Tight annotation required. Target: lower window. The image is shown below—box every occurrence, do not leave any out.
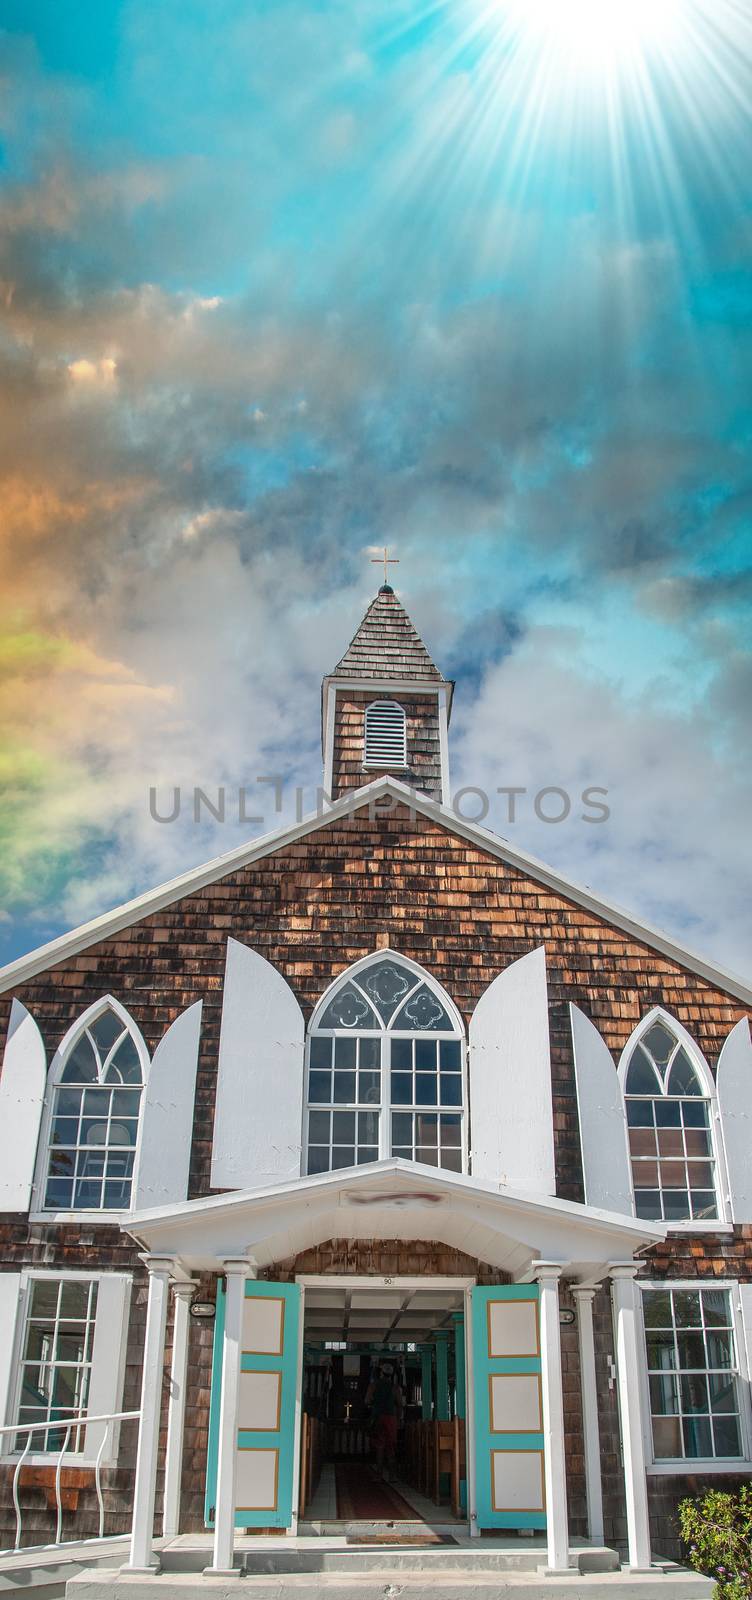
[16,1278,98,1452]
[643,1285,744,1461]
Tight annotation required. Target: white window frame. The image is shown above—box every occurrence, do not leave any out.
[302,951,468,1177]
[363,700,407,769]
[2,1269,132,1467]
[30,995,150,1224]
[617,1007,732,1232]
[639,1279,752,1475]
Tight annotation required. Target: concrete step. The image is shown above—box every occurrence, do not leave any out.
[66,1564,716,1599]
[238,1545,619,1574]
[0,1540,130,1600]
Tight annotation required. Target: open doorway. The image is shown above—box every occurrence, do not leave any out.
[296,1276,472,1529]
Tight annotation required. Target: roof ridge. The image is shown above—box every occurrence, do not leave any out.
[330,588,445,682]
[1,776,750,1007]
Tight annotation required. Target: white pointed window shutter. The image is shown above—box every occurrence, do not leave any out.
[570,1003,632,1213]
[134,1002,203,1209]
[469,946,556,1194]
[210,939,305,1190]
[717,1018,752,1223]
[0,1001,47,1212]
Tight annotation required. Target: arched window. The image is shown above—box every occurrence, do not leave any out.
[305,955,465,1176]
[364,701,407,768]
[621,1013,719,1223]
[41,998,148,1212]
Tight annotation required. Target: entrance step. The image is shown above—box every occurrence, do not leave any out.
[240,1545,618,1574]
[67,1561,715,1599]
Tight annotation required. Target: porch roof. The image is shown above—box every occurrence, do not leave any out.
[124,1159,665,1282]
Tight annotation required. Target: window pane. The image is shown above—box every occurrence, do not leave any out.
[333,1072,356,1103]
[391,1039,412,1071]
[673,1291,702,1328]
[682,1100,708,1128]
[439,1074,462,1107]
[650,1373,678,1413]
[359,960,413,1021]
[308,1111,330,1144]
[652,1416,682,1458]
[44,1179,74,1209]
[416,1146,439,1166]
[712,1415,742,1457]
[415,1039,437,1072]
[440,1040,462,1072]
[643,1292,673,1329]
[655,1101,681,1127]
[30,1282,59,1319]
[680,1374,709,1415]
[635,1190,661,1219]
[393,986,451,1031]
[668,1050,701,1096]
[676,1332,706,1369]
[309,1035,331,1070]
[657,1129,683,1157]
[358,1070,380,1104]
[702,1291,731,1328]
[709,1372,736,1413]
[392,1113,412,1145]
[357,1111,379,1145]
[646,1331,676,1370]
[627,1099,653,1127]
[625,1046,660,1095]
[391,1073,411,1105]
[331,1146,355,1170]
[633,1162,659,1188]
[683,1415,712,1457]
[334,1037,357,1071]
[684,1129,711,1157]
[415,1074,437,1107]
[643,1022,675,1067]
[440,1114,462,1147]
[60,1282,91,1320]
[441,1147,462,1172]
[706,1330,733,1369]
[630,1128,657,1156]
[663,1190,691,1221]
[688,1162,714,1190]
[332,1111,355,1143]
[57,1088,84,1118]
[359,1037,380,1072]
[319,984,378,1030]
[356,1147,378,1165]
[106,1035,142,1085]
[307,1147,329,1175]
[416,1115,438,1146]
[61,1036,97,1084]
[309,1071,330,1103]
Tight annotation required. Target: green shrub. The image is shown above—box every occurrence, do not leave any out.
[679,1486,752,1599]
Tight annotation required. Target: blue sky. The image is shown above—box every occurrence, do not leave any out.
[1,0,751,973]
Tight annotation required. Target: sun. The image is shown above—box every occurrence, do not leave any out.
[500,0,683,72]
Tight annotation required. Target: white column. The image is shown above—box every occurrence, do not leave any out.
[610,1263,652,1572]
[535,1263,570,1573]
[210,1259,251,1574]
[126,1255,175,1572]
[572,1286,604,1543]
[162,1281,194,1539]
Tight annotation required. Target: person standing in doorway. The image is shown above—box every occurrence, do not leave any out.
[366,1362,404,1481]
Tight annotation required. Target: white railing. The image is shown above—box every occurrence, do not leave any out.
[0,1410,140,1556]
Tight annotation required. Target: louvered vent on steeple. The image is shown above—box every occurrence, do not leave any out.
[364,701,407,768]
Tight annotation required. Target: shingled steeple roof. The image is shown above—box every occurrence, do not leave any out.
[331,586,445,683]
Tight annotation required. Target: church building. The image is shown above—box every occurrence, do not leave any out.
[0,583,750,1589]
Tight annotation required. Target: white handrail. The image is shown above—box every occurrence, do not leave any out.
[0,1410,140,1556]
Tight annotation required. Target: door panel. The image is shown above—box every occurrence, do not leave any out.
[205,1279,301,1530]
[471,1284,546,1530]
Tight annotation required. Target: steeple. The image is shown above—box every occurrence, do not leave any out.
[322,585,453,803]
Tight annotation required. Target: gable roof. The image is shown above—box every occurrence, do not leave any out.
[1,776,750,1006]
[330,586,446,682]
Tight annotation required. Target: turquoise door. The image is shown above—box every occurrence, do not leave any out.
[471,1284,546,1531]
[205,1279,301,1530]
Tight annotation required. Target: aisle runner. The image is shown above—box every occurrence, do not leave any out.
[335,1462,419,1521]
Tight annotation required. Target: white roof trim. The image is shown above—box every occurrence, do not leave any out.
[124,1156,666,1246]
[2,776,751,1005]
